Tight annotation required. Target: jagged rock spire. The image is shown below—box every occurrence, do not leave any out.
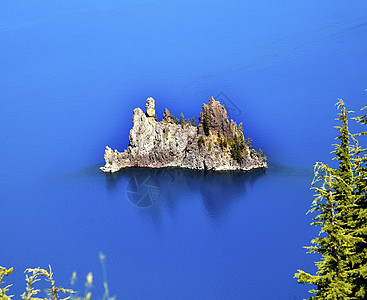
[197,96,233,137]
[145,97,155,117]
[163,108,173,123]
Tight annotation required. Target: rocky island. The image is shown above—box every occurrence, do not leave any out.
[100,97,267,173]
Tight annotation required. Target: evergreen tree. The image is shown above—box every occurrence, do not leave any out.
[203,108,211,136]
[295,162,356,299]
[0,266,13,300]
[295,100,363,299]
[230,129,246,163]
[350,104,367,298]
[170,112,176,123]
[180,112,185,127]
[191,117,195,126]
[197,136,205,148]
[246,137,252,148]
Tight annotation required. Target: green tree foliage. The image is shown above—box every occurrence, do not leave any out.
[203,108,211,136]
[0,266,76,300]
[170,112,176,123]
[350,104,367,298]
[207,142,212,152]
[228,124,248,164]
[191,117,195,126]
[180,112,185,127]
[22,266,75,300]
[218,136,227,150]
[230,130,246,163]
[169,112,194,127]
[246,137,252,148]
[295,162,356,299]
[169,112,181,125]
[0,266,13,300]
[1,254,115,300]
[197,136,205,148]
[295,99,367,299]
[179,112,193,128]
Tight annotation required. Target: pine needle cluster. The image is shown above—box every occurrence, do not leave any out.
[22,266,75,300]
[1,252,115,300]
[295,99,367,299]
[0,266,14,300]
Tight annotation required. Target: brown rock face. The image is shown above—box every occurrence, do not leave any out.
[163,108,173,123]
[197,96,233,137]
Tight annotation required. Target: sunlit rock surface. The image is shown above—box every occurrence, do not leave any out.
[100,97,267,173]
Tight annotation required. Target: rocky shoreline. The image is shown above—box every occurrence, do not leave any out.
[100,97,267,173]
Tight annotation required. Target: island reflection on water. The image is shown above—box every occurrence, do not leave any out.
[104,167,266,225]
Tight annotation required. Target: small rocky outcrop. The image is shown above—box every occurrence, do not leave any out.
[198,97,233,137]
[100,97,267,173]
[145,97,155,117]
[163,108,173,123]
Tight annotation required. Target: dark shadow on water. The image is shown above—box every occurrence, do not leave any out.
[103,167,266,225]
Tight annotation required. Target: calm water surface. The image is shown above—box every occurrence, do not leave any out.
[1,1,367,299]
[2,162,315,299]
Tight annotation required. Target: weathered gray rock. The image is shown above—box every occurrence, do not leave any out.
[145,97,155,117]
[100,146,121,173]
[100,97,267,173]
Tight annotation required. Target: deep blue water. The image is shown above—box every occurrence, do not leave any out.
[1,1,367,299]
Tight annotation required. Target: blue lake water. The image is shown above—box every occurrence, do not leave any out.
[1,1,367,299]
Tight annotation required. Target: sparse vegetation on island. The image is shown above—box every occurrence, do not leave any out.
[168,112,195,128]
[101,96,267,172]
[229,127,246,163]
[197,136,205,148]
[203,107,211,136]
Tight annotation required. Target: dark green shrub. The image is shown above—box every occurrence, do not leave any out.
[246,137,252,148]
[229,132,245,163]
[218,136,227,150]
[197,136,205,147]
[191,117,195,126]
[203,108,211,136]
